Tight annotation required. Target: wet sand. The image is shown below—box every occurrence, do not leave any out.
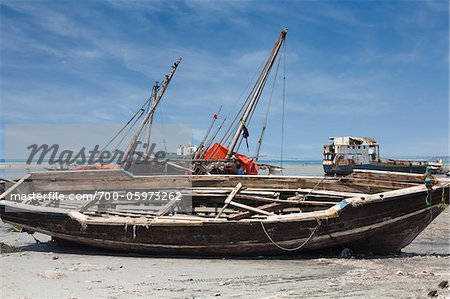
[1,165,449,298]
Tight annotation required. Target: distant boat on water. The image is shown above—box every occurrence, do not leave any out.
[323,136,444,176]
[165,144,197,159]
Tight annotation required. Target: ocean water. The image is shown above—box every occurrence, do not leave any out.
[0,162,49,180]
[1,157,448,180]
[0,160,325,180]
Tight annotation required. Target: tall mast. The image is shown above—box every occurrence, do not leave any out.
[194,106,222,159]
[121,58,182,166]
[226,28,288,157]
[146,81,159,155]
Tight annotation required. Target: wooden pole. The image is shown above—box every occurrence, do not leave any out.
[194,106,222,159]
[227,29,288,157]
[146,82,159,155]
[121,59,181,167]
[215,183,242,218]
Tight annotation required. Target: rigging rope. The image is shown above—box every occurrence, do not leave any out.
[255,47,283,160]
[146,82,159,152]
[233,52,277,154]
[214,54,269,152]
[305,176,326,200]
[158,102,168,153]
[114,110,146,151]
[260,219,321,252]
[280,41,286,173]
[96,105,148,158]
[197,33,286,159]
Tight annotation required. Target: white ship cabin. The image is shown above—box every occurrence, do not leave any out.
[176,144,198,156]
[323,136,380,165]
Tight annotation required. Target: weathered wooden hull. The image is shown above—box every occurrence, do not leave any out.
[1,185,448,256]
[324,163,433,176]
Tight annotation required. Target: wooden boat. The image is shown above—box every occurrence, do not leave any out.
[53,28,287,176]
[1,169,448,256]
[323,136,444,176]
[191,29,289,175]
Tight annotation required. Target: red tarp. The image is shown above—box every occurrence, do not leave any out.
[202,143,258,175]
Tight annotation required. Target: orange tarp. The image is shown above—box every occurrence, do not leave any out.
[202,143,258,175]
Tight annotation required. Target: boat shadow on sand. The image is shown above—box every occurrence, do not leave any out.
[4,235,448,260]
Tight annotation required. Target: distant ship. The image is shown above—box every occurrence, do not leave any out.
[323,136,443,175]
[166,144,197,159]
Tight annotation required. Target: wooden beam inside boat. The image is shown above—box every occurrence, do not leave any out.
[79,194,101,213]
[0,173,31,200]
[295,188,368,198]
[349,169,426,184]
[215,183,242,218]
[157,199,180,216]
[227,201,274,216]
[231,202,281,220]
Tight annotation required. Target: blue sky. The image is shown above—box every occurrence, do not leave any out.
[0,0,448,160]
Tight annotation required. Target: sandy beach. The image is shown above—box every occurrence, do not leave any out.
[1,209,449,299]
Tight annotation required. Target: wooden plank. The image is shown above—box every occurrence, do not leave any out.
[193,176,370,194]
[297,201,336,206]
[347,184,429,205]
[192,188,279,197]
[79,194,101,213]
[295,188,367,198]
[215,183,242,219]
[193,206,237,215]
[108,208,158,216]
[234,194,299,204]
[286,195,338,206]
[27,171,367,195]
[291,194,344,201]
[231,202,281,220]
[228,201,273,216]
[351,169,425,184]
[0,173,31,200]
[157,199,180,216]
[105,210,154,218]
[193,187,366,199]
[340,177,417,189]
